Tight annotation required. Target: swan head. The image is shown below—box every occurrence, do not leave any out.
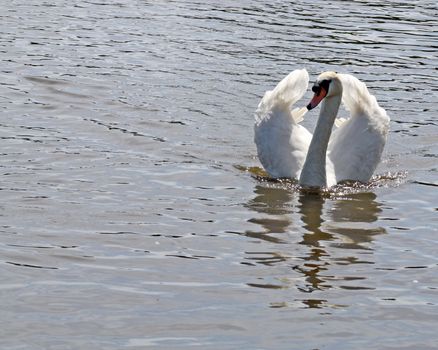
[307,71,343,110]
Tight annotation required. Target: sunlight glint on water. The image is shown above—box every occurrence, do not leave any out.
[0,1,437,349]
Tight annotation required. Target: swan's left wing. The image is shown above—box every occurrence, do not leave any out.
[254,69,312,179]
[328,74,390,183]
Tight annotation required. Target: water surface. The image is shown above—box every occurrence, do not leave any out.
[1,1,437,349]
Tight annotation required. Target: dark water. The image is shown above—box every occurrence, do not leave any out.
[1,1,437,349]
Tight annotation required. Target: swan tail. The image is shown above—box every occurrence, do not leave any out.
[334,117,347,128]
[291,107,308,124]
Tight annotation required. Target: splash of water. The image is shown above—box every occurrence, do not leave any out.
[235,164,407,196]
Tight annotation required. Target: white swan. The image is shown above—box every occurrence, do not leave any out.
[254,69,390,188]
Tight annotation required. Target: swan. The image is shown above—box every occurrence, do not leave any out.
[254,69,390,188]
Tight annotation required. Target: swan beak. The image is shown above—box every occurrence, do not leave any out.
[307,87,328,110]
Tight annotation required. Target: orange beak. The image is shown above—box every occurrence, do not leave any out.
[307,86,328,110]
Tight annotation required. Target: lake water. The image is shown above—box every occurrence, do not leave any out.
[1,1,437,349]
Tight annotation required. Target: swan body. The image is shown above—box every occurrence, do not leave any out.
[254,69,390,188]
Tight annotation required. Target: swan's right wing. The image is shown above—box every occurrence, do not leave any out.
[254,69,312,179]
[255,69,309,124]
[328,74,390,182]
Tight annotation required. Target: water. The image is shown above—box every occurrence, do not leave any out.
[1,1,437,349]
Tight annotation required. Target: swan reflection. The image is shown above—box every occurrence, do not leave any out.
[244,183,387,306]
[244,185,294,244]
[326,192,385,250]
[294,192,333,293]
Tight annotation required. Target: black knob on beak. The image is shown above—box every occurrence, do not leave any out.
[312,85,321,95]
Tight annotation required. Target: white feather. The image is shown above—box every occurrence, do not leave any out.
[254,70,389,186]
[254,69,311,179]
[328,74,390,182]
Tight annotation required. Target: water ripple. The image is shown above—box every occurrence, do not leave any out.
[1,0,437,349]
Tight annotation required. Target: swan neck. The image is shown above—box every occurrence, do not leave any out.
[299,94,341,187]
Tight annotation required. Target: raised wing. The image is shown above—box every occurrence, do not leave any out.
[255,69,309,124]
[328,74,390,182]
[254,69,312,179]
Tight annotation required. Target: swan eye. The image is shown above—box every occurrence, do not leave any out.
[320,79,331,91]
[312,79,331,96]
